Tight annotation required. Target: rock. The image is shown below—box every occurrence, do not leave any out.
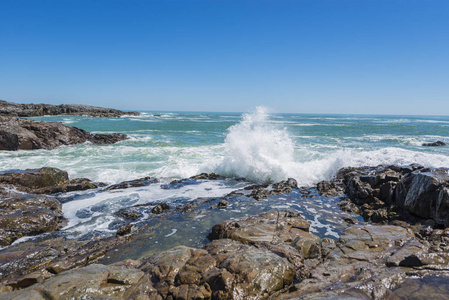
[105,176,159,190]
[117,224,137,236]
[0,167,68,190]
[316,180,345,197]
[249,178,299,200]
[0,168,104,194]
[204,239,296,299]
[0,99,139,117]
[0,193,65,246]
[395,168,449,226]
[208,210,310,244]
[283,224,417,299]
[161,173,222,190]
[116,207,144,220]
[217,199,229,209]
[0,264,150,300]
[33,178,105,194]
[422,141,447,146]
[151,203,170,214]
[0,115,128,151]
[334,164,449,226]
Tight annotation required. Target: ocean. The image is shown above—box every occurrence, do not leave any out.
[2,107,449,254]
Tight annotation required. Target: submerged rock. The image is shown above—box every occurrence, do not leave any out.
[422,140,447,146]
[0,116,128,150]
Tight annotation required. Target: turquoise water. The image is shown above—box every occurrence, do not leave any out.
[1,107,449,185]
[1,107,449,243]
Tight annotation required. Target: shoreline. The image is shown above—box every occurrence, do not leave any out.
[1,164,449,298]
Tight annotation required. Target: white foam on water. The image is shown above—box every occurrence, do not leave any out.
[213,107,295,183]
[61,179,246,236]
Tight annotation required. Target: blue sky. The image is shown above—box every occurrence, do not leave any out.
[1,0,448,114]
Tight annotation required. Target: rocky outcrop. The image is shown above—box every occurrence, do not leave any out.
[423,140,447,146]
[0,168,106,246]
[0,167,104,194]
[0,100,139,118]
[317,164,449,226]
[0,116,128,150]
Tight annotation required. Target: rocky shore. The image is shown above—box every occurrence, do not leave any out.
[1,165,449,299]
[0,100,139,118]
[0,100,133,150]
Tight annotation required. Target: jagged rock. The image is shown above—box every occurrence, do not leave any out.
[334,164,449,226]
[282,225,417,299]
[204,239,295,299]
[0,116,128,150]
[0,99,139,118]
[316,180,345,197]
[249,178,298,200]
[422,141,447,146]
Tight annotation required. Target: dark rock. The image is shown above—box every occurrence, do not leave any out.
[422,141,447,146]
[33,178,105,194]
[104,176,158,191]
[151,203,170,214]
[217,199,229,209]
[116,207,144,220]
[0,99,139,118]
[116,224,137,237]
[249,178,298,200]
[0,116,128,151]
[0,168,104,194]
[316,180,345,197]
[0,167,68,190]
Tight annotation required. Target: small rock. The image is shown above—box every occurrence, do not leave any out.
[151,203,170,214]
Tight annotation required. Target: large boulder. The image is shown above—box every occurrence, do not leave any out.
[0,116,128,150]
[333,164,449,226]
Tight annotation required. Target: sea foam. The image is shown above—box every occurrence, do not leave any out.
[214,107,295,183]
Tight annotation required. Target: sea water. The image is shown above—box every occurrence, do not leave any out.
[1,107,449,249]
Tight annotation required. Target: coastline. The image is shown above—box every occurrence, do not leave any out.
[0,101,449,298]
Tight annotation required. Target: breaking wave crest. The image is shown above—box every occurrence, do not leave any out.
[214,107,295,183]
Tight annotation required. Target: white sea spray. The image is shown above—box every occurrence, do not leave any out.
[213,106,295,183]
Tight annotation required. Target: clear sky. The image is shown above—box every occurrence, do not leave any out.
[1,0,448,114]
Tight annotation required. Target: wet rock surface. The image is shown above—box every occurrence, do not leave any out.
[0,192,65,246]
[422,140,447,146]
[0,99,139,118]
[2,168,449,299]
[0,167,104,194]
[318,164,449,226]
[0,116,128,150]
